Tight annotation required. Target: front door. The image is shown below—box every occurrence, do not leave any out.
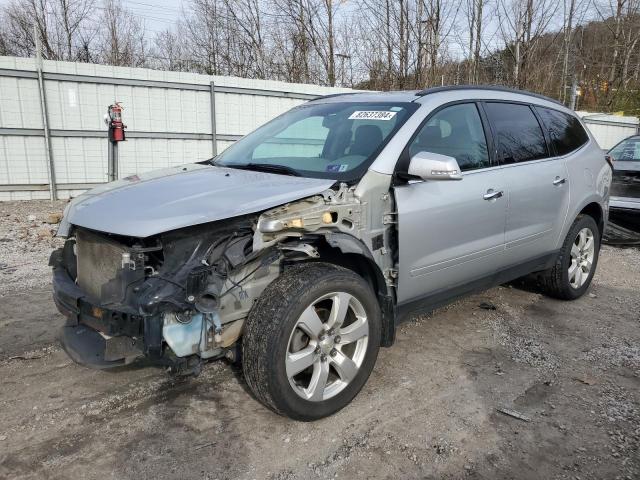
[394,103,508,304]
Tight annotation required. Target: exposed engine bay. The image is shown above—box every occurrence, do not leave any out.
[51,175,396,375]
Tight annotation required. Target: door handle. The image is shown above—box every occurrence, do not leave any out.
[553,177,566,186]
[483,189,504,201]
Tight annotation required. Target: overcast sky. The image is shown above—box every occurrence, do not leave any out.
[0,0,186,36]
[116,0,186,36]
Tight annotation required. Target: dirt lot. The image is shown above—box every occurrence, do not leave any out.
[1,200,639,480]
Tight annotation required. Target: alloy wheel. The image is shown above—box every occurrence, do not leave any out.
[285,292,369,402]
[569,227,595,289]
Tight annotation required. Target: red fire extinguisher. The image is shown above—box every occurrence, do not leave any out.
[108,103,126,142]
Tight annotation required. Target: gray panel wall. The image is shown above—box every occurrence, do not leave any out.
[0,56,354,200]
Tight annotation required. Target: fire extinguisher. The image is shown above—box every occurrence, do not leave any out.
[107,103,126,142]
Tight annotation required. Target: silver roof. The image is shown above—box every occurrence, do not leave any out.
[311,85,564,109]
[310,90,421,104]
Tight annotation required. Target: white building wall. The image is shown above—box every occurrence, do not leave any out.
[576,112,639,150]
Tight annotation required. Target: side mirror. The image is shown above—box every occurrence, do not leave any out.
[408,151,463,181]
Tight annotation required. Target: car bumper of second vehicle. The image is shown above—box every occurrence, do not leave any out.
[609,196,640,232]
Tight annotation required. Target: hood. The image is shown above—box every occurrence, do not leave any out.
[63,164,335,238]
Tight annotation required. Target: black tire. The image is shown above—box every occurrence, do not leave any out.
[242,262,381,421]
[540,215,600,300]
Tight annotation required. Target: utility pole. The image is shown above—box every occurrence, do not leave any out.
[336,53,351,87]
[569,77,578,110]
[34,25,57,201]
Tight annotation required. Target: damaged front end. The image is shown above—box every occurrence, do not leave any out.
[52,174,396,375]
[51,215,281,374]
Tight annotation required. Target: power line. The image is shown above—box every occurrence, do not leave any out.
[123,0,181,11]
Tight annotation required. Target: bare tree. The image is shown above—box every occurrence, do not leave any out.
[497,0,558,88]
[423,0,460,84]
[55,0,95,59]
[596,0,640,87]
[464,0,486,83]
[153,28,191,71]
[180,0,273,77]
[271,0,341,86]
[221,0,268,78]
[0,0,639,112]
[358,0,398,88]
[268,0,313,82]
[98,0,148,67]
[0,0,96,60]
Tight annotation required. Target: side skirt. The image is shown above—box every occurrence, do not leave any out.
[395,251,558,324]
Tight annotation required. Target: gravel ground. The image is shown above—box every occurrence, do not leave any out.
[0,201,639,480]
[0,200,67,296]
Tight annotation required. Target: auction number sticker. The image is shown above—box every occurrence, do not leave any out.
[348,111,397,120]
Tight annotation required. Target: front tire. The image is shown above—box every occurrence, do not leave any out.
[242,262,381,421]
[540,215,600,300]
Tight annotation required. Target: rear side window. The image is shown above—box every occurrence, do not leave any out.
[536,107,589,156]
[484,102,548,164]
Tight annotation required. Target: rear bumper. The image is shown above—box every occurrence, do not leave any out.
[610,196,640,211]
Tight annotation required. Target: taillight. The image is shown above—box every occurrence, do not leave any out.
[605,154,614,169]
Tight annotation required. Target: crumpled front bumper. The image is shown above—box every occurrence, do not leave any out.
[60,324,142,369]
[51,257,144,369]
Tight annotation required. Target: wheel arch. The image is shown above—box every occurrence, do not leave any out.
[577,201,605,237]
[560,194,606,249]
[284,233,396,347]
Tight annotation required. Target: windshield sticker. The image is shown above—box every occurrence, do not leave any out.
[348,111,397,120]
[326,164,349,173]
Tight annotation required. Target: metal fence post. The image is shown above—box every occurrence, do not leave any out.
[107,139,120,181]
[210,81,218,157]
[34,26,57,201]
[113,142,119,180]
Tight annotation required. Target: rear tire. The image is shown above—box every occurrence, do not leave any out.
[540,215,600,300]
[242,262,381,421]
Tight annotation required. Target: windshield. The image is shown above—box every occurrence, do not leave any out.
[609,136,640,162]
[214,101,418,181]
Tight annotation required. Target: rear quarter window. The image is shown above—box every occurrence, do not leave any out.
[535,107,589,156]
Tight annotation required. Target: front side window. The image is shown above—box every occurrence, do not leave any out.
[536,107,589,156]
[408,103,490,171]
[215,102,418,180]
[484,102,548,164]
[608,136,640,162]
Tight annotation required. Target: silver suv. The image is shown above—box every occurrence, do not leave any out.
[51,86,611,420]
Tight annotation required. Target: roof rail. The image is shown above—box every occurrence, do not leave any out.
[312,91,365,101]
[414,85,563,106]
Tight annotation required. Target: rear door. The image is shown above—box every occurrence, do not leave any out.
[482,102,571,264]
[394,102,508,304]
